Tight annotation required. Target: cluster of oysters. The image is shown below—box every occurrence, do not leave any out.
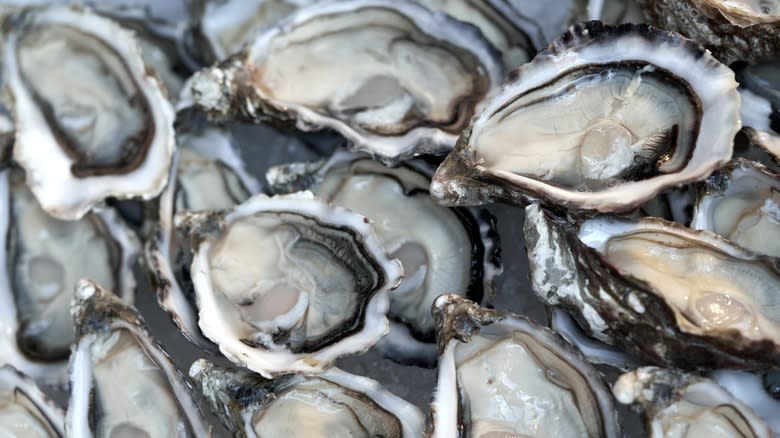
[0,0,777,437]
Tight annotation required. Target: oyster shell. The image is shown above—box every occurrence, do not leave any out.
[691,159,780,257]
[66,279,211,437]
[429,294,621,437]
[524,203,780,368]
[2,5,175,220]
[188,0,504,165]
[190,358,424,437]
[614,367,772,437]
[177,191,402,377]
[431,21,740,214]
[0,365,64,437]
[267,151,502,366]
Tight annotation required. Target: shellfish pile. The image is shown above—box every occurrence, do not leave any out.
[0,0,776,436]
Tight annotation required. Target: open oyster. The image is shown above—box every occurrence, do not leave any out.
[614,367,772,437]
[0,168,138,385]
[188,0,504,165]
[524,203,780,368]
[691,159,780,257]
[429,294,621,437]
[146,125,260,350]
[177,191,402,377]
[267,151,501,366]
[190,358,424,437]
[67,279,211,437]
[2,5,175,220]
[0,365,64,437]
[432,21,740,214]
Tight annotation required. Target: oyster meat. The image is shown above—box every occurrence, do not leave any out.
[0,365,64,437]
[432,21,740,213]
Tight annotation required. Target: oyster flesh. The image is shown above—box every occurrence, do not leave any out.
[429,294,621,437]
[0,365,64,437]
[67,279,211,437]
[177,191,402,377]
[2,5,175,219]
[190,358,424,437]
[432,21,740,213]
[188,0,504,164]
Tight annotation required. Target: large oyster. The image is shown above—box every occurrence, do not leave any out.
[177,191,402,377]
[66,279,211,437]
[432,21,739,214]
[2,5,175,220]
[614,367,772,437]
[190,359,424,437]
[188,0,504,164]
[267,151,501,366]
[146,125,260,350]
[0,365,64,437]
[429,294,621,437]
[0,168,138,385]
[524,203,780,368]
[691,159,780,257]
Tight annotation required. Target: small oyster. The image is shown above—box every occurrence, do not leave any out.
[177,191,402,377]
[431,22,739,214]
[524,203,780,368]
[0,365,64,437]
[190,359,424,437]
[2,5,175,220]
[428,294,621,438]
[614,367,772,437]
[66,279,211,437]
[188,0,504,164]
[691,159,780,257]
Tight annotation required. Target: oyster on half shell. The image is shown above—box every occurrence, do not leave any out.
[0,365,64,437]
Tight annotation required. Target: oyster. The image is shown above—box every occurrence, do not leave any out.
[190,359,424,437]
[429,294,621,437]
[691,159,780,257]
[2,5,175,220]
[146,125,260,350]
[0,365,64,437]
[177,191,402,377]
[524,203,780,368]
[735,61,780,162]
[614,367,772,437]
[66,279,211,437]
[0,168,138,385]
[188,0,504,165]
[267,151,501,366]
[431,21,740,214]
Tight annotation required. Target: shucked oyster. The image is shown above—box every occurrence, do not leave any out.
[267,151,501,366]
[524,203,780,368]
[432,22,740,214]
[177,191,402,377]
[67,279,211,437]
[0,365,64,437]
[428,294,621,437]
[190,359,424,437]
[0,168,138,385]
[188,0,504,164]
[614,367,772,437]
[2,5,175,220]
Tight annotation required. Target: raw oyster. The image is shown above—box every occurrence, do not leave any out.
[67,279,211,437]
[0,365,64,437]
[2,5,175,220]
[188,0,504,165]
[429,294,621,437]
[0,168,138,385]
[614,367,772,437]
[190,358,424,437]
[524,203,780,368]
[177,191,402,377]
[736,61,780,162]
[431,21,740,214]
[146,125,260,350]
[267,151,501,366]
[636,0,780,63]
[691,159,780,257]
